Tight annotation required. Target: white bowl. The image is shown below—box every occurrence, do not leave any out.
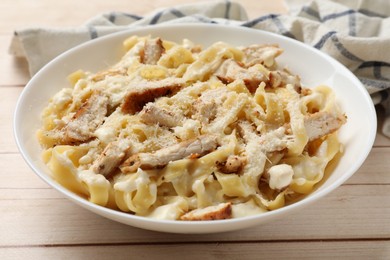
[14,24,376,233]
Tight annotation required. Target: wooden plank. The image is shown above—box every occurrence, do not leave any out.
[0,86,23,153]
[346,147,390,184]
[1,240,389,260]
[2,0,390,258]
[0,154,51,189]
[0,0,288,34]
[0,185,389,246]
[375,132,390,148]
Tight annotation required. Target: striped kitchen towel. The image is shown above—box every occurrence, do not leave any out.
[10,0,390,137]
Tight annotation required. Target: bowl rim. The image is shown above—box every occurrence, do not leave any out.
[13,23,377,233]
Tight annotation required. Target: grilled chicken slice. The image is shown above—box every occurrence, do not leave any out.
[239,111,346,153]
[193,88,228,123]
[121,79,183,114]
[268,70,301,92]
[180,202,232,221]
[237,121,268,184]
[63,91,108,144]
[120,135,218,173]
[215,59,268,93]
[264,112,346,146]
[91,139,131,177]
[304,111,347,141]
[241,44,283,67]
[192,88,227,124]
[217,155,246,174]
[193,99,218,124]
[141,38,165,65]
[139,103,183,128]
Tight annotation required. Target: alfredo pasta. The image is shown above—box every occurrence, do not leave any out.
[37,36,346,220]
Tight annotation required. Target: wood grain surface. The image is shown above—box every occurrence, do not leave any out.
[1,0,389,259]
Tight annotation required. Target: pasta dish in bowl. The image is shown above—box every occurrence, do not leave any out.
[14,24,376,233]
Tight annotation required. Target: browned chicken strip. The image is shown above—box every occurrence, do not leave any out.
[268,70,301,92]
[120,135,218,173]
[217,155,246,174]
[63,91,108,144]
[239,111,346,153]
[91,139,131,177]
[241,44,283,67]
[304,111,347,141]
[180,202,232,221]
[215,59,268,93]
[139,103,183,127]
[262,111,346,147]
[121,80,183,114]
[192,88,227,124]
[193,98,218,124]
[140,38,165,65]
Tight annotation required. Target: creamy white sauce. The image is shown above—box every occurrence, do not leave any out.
[268,164,294,190]
[146,197,187,220]
[114,169,150,192]
[232,200,267,218]
[78,169,110,186]
[79,154,93,165]
[52,88,72,110]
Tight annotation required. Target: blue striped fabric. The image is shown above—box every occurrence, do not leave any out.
[96,0,390,107]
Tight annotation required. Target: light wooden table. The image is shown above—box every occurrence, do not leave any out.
[1,0,389,259]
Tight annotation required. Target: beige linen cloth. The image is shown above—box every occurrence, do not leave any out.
[10,0,390,137]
